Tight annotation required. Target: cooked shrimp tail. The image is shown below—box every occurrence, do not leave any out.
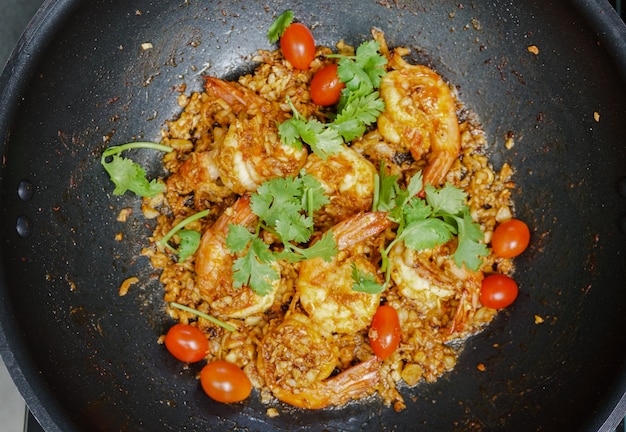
[275,357,381,410]
[204,76,252,111]
[331,211,392,250]
[258,314,381,409]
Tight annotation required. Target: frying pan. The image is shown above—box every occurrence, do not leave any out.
[1,0,625,431]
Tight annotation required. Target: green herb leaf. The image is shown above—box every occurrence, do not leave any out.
[176,229,201,262]
[228,173,336,296]
[100,141,173,197]
[379,170,488,275]
[158,209,210,260]
[332,91,385,142]
[267,10,294,43]
[351,263,384,294]
[101,154,165,197]
[231,237,279,296]
[452,211,489,270]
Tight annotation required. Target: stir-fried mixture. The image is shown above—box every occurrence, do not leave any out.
[105,12,529,413]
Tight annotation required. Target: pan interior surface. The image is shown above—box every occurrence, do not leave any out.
[0,1,625,431]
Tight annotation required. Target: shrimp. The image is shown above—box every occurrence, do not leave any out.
[257,313,381,409]
[297,212,392,334]
[195,193,279,318]
[203,77,309,194]
[304,146,377,226]
[388,239,486,337]
[373,31,461,186]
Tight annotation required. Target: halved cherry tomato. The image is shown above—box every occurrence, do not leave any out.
[310,64,345,106]
[480,274,518,309]
[200,360,252,403]
[368,305,401,360]
[280,22,316,70]
[164,323,208,363]
[491,218,530,258]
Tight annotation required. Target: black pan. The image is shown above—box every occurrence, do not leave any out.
[1,0,625,431]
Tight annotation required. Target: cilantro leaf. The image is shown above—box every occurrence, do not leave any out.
[354,40,387,88]
[101,141,173,197]
[176,229,201,262]
[158,209,210,260]
[399,218,454,251]
[231,238,279,296]
[225,223,256,253]
[452,211,489,270]
[332,91,385,142]
[379,169,488,275]
[101,154,165,197]
[228,173,337,296]
[373,163,399,212]
[278,109,344,159]
[227,225,279,296]
[425,182,467,216]
[267,10,294,43]
[351,263,384,294]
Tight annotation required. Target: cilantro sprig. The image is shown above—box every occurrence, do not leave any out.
[376,168,488,278]
[101,142,173,197]
[158,210,210,262]
[278,40,386,158]
[278,98,344,159]
[351,263,384,294]
[226,173,338,296]
[267,10,294,43]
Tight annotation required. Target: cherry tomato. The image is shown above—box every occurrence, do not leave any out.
[491,218,530,258]
[280,22,316,70]
[200,360,252,403]
[368,305,401,360]
[310,64,345,106]
[164,323,208,363]
[480,274,519,309]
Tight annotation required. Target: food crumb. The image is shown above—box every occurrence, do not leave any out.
[141,42,154,51]
[593,111,600,122]
[119,276,139,296]
[504,136,515,150]
[527,45,539,55]
[117,207,133,222]
[534,314,545,324]
[115,232,123,241]
[476,363,486,372]
[266,408,279,418]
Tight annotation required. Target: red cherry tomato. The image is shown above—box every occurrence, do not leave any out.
[310,64,345,106]
[280,22,316,70]
[164,323,208,363]
[480,274,519,309]
[368,305,401,360]
[200,360,252,403]
[491,218,530,258]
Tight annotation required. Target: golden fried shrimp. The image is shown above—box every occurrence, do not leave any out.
[304,146,377,224]
[297,212,392,334]
[258,313,381,409]
[373,33,461,186]
[195,193,279,318]
[388,240,484,337]
[203,77,308,194]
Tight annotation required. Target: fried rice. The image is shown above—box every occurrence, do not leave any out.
[138,35,516,413]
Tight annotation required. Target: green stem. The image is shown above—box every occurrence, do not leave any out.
[158,210,210,248]
[101,141,173,159]
[169,302,236,332]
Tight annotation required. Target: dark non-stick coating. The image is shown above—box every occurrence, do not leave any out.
[1,0,625,431]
